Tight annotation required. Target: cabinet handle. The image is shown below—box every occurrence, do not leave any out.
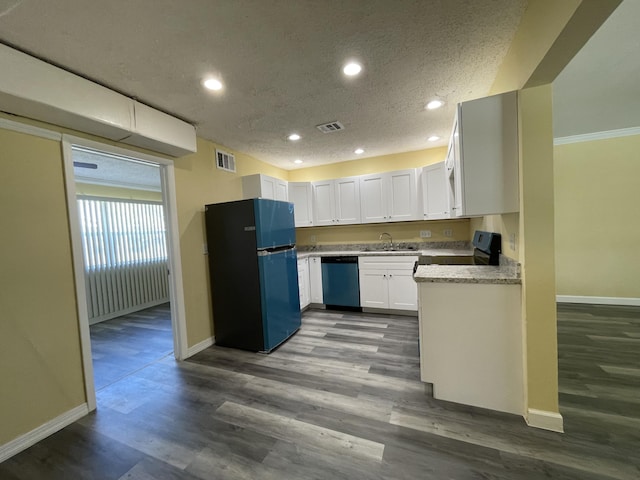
[389,274,393,278]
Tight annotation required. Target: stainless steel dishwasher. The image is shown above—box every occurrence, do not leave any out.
[321,256,361,308]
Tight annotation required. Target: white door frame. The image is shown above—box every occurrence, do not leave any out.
[61,134,188,411]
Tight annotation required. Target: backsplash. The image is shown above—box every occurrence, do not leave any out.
[298,241,471,252]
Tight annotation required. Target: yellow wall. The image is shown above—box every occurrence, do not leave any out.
[75,183,163,202]
[288,148,446,182]
[518,85,559,414]
[297,219,470,246]
[0,128,86,444]
[173,137,289,346]
[555,134,640,299]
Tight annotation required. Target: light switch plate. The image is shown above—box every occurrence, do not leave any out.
[420,230,432,238]
[509,233,516,250]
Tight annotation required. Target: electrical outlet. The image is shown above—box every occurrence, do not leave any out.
[509,233,516,250]
[203,243,208,255]
[420,230,432,238]
[443,229,453,237]
[310,235,317,243]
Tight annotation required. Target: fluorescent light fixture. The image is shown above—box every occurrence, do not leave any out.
[426,99,444,110]
[354,148,364,154]
[428,135,440,142]
[288,133,301,141]
[343,62,362,76]
[203,78,223,91]
[294,159,303,164]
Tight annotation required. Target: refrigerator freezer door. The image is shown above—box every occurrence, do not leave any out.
[254,198,296,249]
[257,247,301,351]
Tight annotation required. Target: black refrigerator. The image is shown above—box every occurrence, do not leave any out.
[204,198,301,352]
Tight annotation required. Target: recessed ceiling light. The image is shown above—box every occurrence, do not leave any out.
[426,99,444,110]
[343,62,362,77]
[428,135,440,142]
[203,78,223,91]
[288,133,301,141]
[294,159,303,164]
[354,148,364,155]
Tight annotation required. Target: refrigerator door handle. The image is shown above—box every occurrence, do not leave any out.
[257,245,296,256]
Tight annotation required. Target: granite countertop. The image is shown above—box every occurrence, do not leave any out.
[413,264,521,285]
[296,242,521,285]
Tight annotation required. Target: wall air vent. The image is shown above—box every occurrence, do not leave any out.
[215,149,236,173]
[316,121,345,133]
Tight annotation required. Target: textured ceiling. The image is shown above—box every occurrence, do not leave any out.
[553,0,640,138]
[0,0,527,169]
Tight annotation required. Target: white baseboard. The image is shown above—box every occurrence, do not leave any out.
[526,408,564,433]
[0,404,89,463]
[186,336,215,358]
[556,295,640,307]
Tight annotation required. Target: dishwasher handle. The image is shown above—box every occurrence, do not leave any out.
[321,256,358,264]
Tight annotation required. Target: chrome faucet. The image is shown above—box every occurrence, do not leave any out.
[379,232,393,250]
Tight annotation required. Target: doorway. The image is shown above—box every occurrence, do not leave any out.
[61,135,187,410]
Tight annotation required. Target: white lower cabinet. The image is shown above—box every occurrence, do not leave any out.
[358,256,418,311]
[418,282,523,415]
[297,258,310,309]
[308,256,323,304]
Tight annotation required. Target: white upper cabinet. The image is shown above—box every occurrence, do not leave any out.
[312,180,335,225]
[288,182,313,227]
[420,161,449,220]
[242,174,288,201]
[449,91,519,217]
[312,177,361,226]
[360,169,418,223]
[360,174,387,223]
[387,169,418,221]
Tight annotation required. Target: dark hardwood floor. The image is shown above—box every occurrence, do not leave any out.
[1,304,638,479]
[89,303,174,390]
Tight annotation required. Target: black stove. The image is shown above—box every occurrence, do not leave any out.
[415,231,502,270]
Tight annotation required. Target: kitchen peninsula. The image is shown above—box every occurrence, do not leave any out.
[413,255,523,416]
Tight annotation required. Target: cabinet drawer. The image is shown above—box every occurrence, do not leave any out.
[358,256,418,270]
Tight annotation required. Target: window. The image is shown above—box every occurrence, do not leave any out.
[77,197,167,269]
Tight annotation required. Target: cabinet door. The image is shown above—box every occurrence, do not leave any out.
[387,169,418,222]
[275,179,289,202]
[359,173,387,223]
[297,258,310,309]
[449,116,464,217]
[334,177,361,225]
[387,268,418,311]
[289,182,313,227]
[309,256,323,304]
[422,162,449,220]
[260,175,277,200]
[359,269,389,309]
[312,180,335,226]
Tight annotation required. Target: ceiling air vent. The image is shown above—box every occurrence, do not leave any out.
[215,149,236,173]
[316,121,345,133]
